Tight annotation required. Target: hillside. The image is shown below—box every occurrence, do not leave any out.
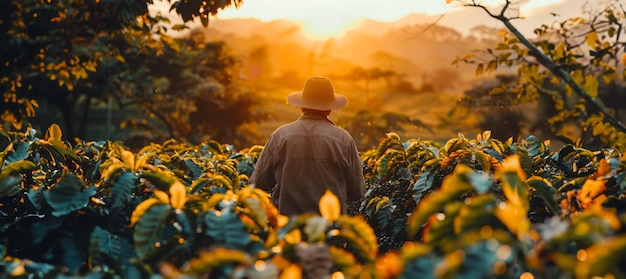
[189,16,500,144]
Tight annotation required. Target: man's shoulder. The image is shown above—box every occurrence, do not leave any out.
[275,118,354,141]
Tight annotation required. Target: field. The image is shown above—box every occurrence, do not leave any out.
[1,123,625,278]
[255,84,473,147]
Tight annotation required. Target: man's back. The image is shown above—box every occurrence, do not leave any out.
[250,111,365,216]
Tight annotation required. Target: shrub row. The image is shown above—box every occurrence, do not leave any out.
[1,126,625,278]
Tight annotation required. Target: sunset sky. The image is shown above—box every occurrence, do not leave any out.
[152,0,596,39]
[215,0,566,21]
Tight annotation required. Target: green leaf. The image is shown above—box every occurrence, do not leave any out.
[468,170,491,194]
[0,173,24,197]
[527,176,560,215]
[185,248,248,276]
[29,215,64,245]
[109,171,139,233]
[184,158,203,179]
[455,241,500,279]
[42,173,95,216]
[400,244,437,279]
[412,166,435,205]
[90,227,142,278]
[408,166,474,237]
[56,234,83,273]
[376,149,402,180]
[5,141,31,163]
[140,171,178,192]
[133,202,171,259]
[425,202,462,247]
[454,194,499,235]
[557,177,586,192]
[443,138,469,155]
[375,204,393,229]
[375,133,403,159]
[336,215,378,264]
[89,226,121,267]
[204,208,251,250]
[0,160,37,177]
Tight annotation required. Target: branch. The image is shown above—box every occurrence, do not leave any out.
[468,1,626,133]
[139,102,176,139]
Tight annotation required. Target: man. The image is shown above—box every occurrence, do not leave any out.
[250,76,366,216]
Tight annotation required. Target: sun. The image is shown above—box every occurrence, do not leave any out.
[297,17,360,40]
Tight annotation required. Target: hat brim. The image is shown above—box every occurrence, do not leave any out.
[287,91,348,110]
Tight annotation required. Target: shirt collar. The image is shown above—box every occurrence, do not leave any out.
[299,111,336,125]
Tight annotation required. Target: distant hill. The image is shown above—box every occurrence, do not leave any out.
[154,0,600,142]
[194,15,495,92]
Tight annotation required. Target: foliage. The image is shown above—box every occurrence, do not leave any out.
[116,30,268,146]
[1,124,626,278]
[450,0,626,151]
[0,0,251,142]
[338,111,433,150]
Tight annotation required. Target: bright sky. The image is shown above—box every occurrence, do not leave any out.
[217,0,566,20]
[213,0,567,39]
[153,0,569,39]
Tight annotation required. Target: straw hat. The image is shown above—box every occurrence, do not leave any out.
[287,76,348,110]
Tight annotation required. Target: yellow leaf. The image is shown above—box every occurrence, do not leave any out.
[45,124,63,143]
[475,64,484,76]
[500,155,527,181]
[596,158,611,177]
[583,74,599,98]
[169,181,187,209]
[154,189,170,204]
[59,69,70,79]
[284,229,302,244]
[621,53,626,65]
[280,263,302,279]
[277,214,290,227]
[130,198,162,227]
[571,69,583,84]
[10,261,25,276]
[319,189,340,222]
[494,201,530,237]
[586,31,599,47]
[135,154,151,171]
[553,42,566,61]
[577,179,606,209]
[70,66,87,79]
[376,252,403,279]
[121,150,135,170]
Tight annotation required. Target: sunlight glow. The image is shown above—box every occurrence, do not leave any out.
[298,17,361,40]
[212,0,569,22]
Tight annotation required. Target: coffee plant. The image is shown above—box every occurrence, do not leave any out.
[1,124,625,278]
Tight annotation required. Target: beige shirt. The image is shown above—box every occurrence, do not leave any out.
[250,111,366,216]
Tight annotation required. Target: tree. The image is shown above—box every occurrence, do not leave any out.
[347,66,398,109]
[1,0,242,140]
[449,0,626,149]
[115,30,268,147]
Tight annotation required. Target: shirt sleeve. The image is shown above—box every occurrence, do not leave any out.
[249,134,277,192]
[346,141,366,201]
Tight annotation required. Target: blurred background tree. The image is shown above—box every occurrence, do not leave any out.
[0,0,255,146]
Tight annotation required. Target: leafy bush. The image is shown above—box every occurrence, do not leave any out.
[1,125,625,278]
